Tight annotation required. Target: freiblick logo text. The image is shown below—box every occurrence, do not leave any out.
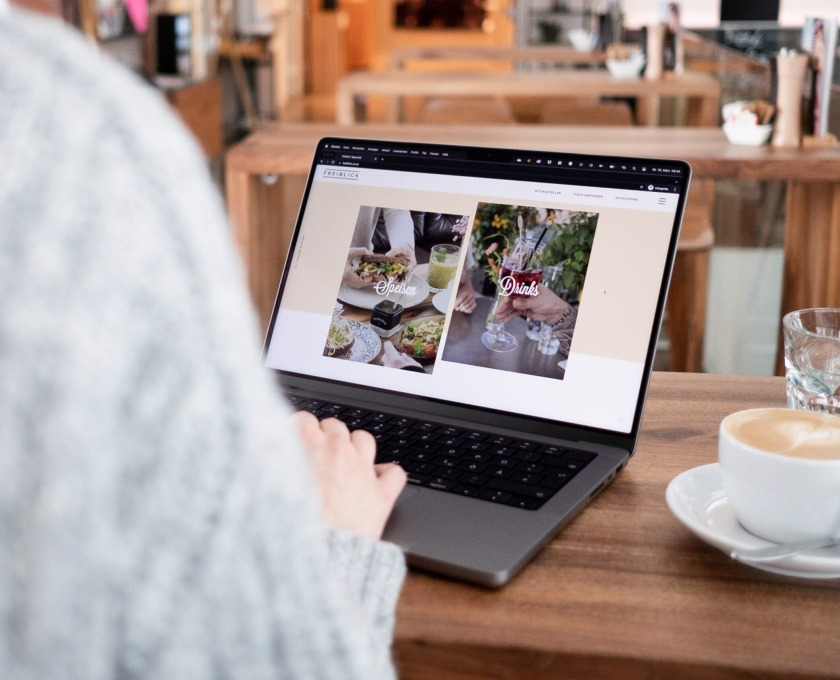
[323,169,360,180]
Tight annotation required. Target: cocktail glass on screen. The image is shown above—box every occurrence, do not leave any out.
[481,235,545,353]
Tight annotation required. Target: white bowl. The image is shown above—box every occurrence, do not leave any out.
[569,29,598,53]
[722,100,750,122]
[722,122,773,146]
[606,55,645,79]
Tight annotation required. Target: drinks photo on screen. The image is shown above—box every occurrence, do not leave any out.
[441,203,599,380]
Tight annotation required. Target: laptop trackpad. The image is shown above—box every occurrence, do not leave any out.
[383,486,561,586]
[394,485,419,507]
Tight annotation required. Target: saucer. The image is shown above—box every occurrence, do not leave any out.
[665,464,840,579]
[432,287,452,313]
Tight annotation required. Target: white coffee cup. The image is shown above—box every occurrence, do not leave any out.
[719,408,840,544]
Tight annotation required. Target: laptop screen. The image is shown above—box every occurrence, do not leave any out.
[264,137,689,436]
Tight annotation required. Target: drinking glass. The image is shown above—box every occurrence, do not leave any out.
[428,243,461,291]
[481,236,544,352]
[783,308,840,414]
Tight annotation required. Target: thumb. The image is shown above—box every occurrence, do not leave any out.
[375,463,408,502]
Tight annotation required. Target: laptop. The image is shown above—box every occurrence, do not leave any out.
[264,136,690,587]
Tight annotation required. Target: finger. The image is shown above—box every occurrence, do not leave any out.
[350,428,377,463]
[291,409,316,425]
[292,410,320,438]
[375,463,408,502]
[374,462,405,478]
[348,246,373,259]
[319,417,350,438]
[455,297,476,313]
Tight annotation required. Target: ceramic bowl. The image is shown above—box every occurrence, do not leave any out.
[722,122,773,146]
[606,54,645,79]
[569,29,598,53]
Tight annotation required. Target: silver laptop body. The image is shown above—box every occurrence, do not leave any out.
[264,137,690,586]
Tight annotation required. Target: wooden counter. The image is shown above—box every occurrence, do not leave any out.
[225,123,840,372]
[335,70,721,127]
[387,44,607,70]
[393,370,840,680]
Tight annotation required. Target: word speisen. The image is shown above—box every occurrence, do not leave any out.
[374,277,417,297]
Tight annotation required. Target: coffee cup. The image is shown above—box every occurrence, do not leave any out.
[719,408,840,544]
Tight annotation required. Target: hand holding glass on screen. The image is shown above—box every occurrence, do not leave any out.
[481,228,546,353]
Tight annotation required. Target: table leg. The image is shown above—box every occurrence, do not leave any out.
[336,84,356,124]
[225,167,255,278]
[636,94,661,126]
[226,170,307,328]
[776,181,840,373]
[685,93,720,127]
[385,94,401,123]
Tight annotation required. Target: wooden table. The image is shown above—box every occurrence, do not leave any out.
[393,371,840,680]
[224,123,840,373]
[387,44,607,70]
[335,70,721,127]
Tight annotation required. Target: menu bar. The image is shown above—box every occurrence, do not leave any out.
[315,138,688,194]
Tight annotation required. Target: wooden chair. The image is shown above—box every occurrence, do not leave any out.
[666,179,715,372]
[539,99,634,126]
[418,97,517,124]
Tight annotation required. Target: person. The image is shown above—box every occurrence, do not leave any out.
[354,207,417,268]
[0,2,408,678]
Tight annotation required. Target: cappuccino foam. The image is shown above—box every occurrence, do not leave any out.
[725,409,840,460]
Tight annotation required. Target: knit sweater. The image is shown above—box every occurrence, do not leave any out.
[0,6,405,679]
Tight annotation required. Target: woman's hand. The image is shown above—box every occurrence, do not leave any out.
[293,412,407,540]
[386,243,417,272]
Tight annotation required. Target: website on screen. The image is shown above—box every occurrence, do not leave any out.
[265,142,685,434]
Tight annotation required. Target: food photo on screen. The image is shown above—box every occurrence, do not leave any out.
[321,205,471,374]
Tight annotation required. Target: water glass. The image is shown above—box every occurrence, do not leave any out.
[783,308,840,414]
[526,318,541,341]
[537,321,560,355]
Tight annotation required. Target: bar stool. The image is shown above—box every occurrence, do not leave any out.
[666,179,715,372]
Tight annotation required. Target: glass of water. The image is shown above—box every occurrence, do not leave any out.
[783,308,840,414]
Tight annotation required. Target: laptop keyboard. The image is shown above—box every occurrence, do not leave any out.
[289,396,596,511]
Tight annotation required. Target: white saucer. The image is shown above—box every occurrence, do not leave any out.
[432,288,452,313]
[665,464,840,579]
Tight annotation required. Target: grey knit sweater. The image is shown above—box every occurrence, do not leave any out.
[0,5,405,679]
